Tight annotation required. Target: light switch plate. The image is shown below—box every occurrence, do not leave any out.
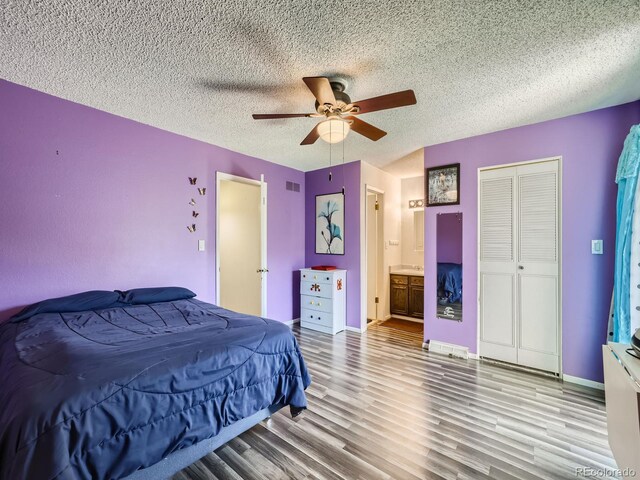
[591,239,603,255]
[198,239,205,252]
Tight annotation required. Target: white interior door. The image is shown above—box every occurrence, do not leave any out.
[479,159,560,373]
[216,173,267,317]
[516,161,560,372]
[366,193,379,320]
[259,175,268,316]
[479,167,518,364]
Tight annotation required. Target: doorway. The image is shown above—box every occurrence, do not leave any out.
[216,172,267,317]
[366,188,384,323]
[478,157,561,374]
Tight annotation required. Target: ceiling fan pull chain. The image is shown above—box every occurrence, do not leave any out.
[329,124,332,181]
[342,120,345,195]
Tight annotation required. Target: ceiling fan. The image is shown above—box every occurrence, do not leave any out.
[252,77,417,145]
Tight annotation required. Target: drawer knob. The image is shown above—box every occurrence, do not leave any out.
[310,301,314,305]
[310,315,314,318]
[313,275,317,279]
[318,302,321,306]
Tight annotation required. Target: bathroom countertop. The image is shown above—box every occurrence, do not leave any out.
[390,269,424,276]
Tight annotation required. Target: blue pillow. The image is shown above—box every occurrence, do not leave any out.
[117,287,196,305]
[11,290,122,322]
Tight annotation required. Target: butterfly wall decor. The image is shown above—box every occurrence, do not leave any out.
[187,177,202,234]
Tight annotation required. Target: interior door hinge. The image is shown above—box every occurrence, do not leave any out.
[375,201,380,211]
[375,296,379,304]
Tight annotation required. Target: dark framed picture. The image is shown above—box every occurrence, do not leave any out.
[315,192,344,255]
[426,163,460,207]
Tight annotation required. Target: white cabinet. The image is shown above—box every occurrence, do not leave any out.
[300,269,346,335]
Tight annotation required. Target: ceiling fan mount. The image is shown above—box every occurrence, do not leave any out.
[252,76,416,145]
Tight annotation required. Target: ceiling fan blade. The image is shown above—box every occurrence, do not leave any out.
[346,116,387,141]
[352,90,416,115]
[303,77,336,106]
[252,113,313,119]
[300,125,320,145]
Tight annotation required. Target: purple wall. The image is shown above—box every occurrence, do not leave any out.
[424,100,640,383]
[0,79,305,323]
[305,162,361,328]
[436,213,463,264]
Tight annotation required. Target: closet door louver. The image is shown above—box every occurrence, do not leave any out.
[519,172,557,263]
[516,162,560,373]
[480,177,514,262]
[479,167,518,365]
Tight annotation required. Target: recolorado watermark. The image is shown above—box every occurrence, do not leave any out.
[576,466,636,477]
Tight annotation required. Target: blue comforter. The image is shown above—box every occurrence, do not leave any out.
[0,299,311,479]
[437,262,463,304]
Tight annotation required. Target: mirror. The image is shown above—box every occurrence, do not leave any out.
[436,212,462,321]
[414,210,424,251]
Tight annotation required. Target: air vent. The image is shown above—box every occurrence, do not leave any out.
[286,181,301,192]
[425,340,469,359]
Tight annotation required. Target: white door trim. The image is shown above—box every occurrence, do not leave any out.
[215,172,268,316]
[360,184,385,332]
[476,156,563,376]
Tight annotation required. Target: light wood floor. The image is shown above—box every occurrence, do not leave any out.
[174,324,617,480]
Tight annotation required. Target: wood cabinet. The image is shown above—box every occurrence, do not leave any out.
[390,275,409,315]
[390,274,424,319]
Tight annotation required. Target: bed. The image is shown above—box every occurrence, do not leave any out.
[0,288,311,480]
[437,262,462,304]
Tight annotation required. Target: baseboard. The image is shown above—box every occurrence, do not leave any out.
[283,318,300,327]
[562,374,604,390]
[346,326,364,333]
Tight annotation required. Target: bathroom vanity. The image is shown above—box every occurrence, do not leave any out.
[390,269,424,319]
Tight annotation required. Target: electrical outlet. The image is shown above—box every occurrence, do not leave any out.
[198,239,205,252]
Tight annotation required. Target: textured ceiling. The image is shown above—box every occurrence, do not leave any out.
[1,1,640,172]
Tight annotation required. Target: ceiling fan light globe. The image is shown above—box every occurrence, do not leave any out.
[317,118,350,144]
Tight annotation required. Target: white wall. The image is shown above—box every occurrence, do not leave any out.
[401,175,425,267]
[360,162,402,326]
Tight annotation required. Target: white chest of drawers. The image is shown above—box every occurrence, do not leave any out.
[300,268,346,335]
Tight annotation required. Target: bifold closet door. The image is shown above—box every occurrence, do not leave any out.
[515,161,560,373]
[479,160,560,373]
[479,166,518,364]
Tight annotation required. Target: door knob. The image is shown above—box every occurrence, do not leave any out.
[518,265,524,270]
